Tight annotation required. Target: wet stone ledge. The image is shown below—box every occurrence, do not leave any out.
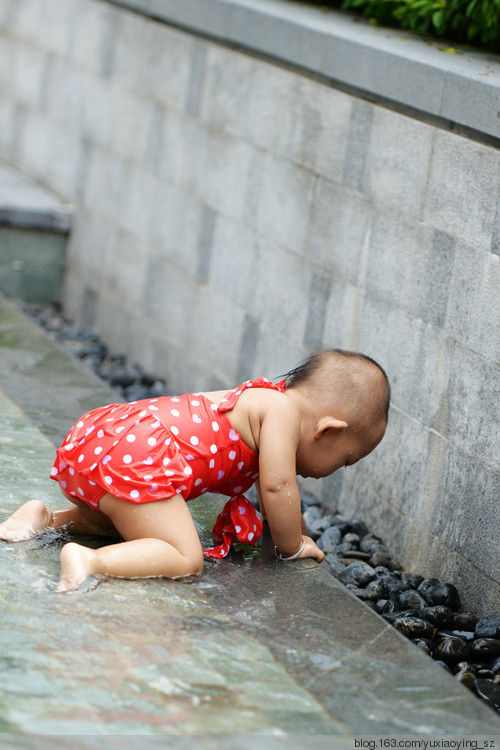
[18,299,500,722]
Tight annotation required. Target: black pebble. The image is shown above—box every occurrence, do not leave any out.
[473,679,500,711]
[475,615,500,640]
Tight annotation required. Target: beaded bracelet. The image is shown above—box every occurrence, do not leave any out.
[274,538,305,561]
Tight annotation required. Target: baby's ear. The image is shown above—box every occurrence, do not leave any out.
[314,416,348,440]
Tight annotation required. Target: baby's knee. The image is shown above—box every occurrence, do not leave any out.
[179,549,204,577]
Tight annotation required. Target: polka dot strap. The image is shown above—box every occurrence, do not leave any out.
[203,495,263,559]
[217,378,286,413]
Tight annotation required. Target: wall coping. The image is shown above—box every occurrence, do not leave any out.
[105,0,500,142]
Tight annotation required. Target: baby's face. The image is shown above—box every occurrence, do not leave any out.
[295,421,386,480]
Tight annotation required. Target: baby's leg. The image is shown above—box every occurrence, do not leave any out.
[56,493,204,592]
[0,499,53,541]
[0,496,119,542]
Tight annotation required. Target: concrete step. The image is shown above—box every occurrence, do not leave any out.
[0,161,73,305]
[0,292,499,740]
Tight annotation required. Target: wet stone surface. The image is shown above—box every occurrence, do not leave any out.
[1,294,500,739]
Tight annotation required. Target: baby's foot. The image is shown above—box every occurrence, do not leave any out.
[56,542,96,593]
[0,499,52,541]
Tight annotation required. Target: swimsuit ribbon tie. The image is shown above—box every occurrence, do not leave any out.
[203,495,263,559]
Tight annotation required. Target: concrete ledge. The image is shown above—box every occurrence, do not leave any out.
[104,0,500,141]
[0,160,73,232]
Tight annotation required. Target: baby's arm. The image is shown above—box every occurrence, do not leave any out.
[257,400,323,562]
[255,479,307,535]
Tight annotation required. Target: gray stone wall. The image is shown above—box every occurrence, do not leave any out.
[0,0,499,612]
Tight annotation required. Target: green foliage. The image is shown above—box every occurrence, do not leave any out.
[309,0,500,51]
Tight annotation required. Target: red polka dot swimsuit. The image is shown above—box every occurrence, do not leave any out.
[50,377,286,558]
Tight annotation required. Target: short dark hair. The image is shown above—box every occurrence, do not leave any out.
[282,349,391,423]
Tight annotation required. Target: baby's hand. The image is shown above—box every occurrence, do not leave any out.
[299,536,324,563]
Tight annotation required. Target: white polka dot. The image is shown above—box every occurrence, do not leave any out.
[78,487,84,496]
[235,525,241,533]
[217,470,224,480]
[212,421,220,432]
[139,410,148,418]
[191,400,200,406]
[210,403,217,410]
[113,440,118,446]
[61,480,67,489]
[192,414,202,424]
[248,532,254,541]
[150,484,158,492]
[238,461,244,470]
[252,472,259,478]
[94,446,103,455]
[64,443,74,451]
[69,467,75,476]
[210,444,217,454]
[130,490,140,499]
[190,435,199,446]
[201,487,208,493]
[229,450,236,460]
[77,421,84,429]
[171,409,180,417]
[90,463,97,471]
[171,397,180,402]
[86,426,95,435]
[123,475,131,481]
[171,425,179,436]
[184,466,193,476]
[178,485,187,492]
[143,456,153,465]
[50,467,58,476]
[238,505,246,514]
[165,437,172,446]
[123,454,132,464]
[148,405,159,411]
[165,470,174,477]
[89,480,96,486]
[126,434,136,443]
[150,398,159,403]
[97,430,104,438]
[78,454,85,463]
[148,437,157,446]
[102,455,112,465]
[234,485,242,493]
[229,429,239,441]
[209,459,215,469]
[163,457,171,466]
[151,420,160,428]
[116,426,125,434]
[186,455,195,461]
[195,478,202,486]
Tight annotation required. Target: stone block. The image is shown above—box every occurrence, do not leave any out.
[307,177,372,283]
[111,88,157,165]
[427,440,500,584]
[45,124,83,197]
[112,11,192,109]
[342,99,373,193]
[254,154,315,256]
[363,107,434,219]
[44,57,85,129]
[365,209,453,329]
[303,268,331,350]
[446,345,500,468]
[81,72,115,150]
[250,322,307,382]
[65,210,113,283]
[184,40,207,117]
[196,130,253,221]
[0,33,17,93]
[190,285,246,383]
[209,215,258,310]
[148,182,203,275]
[70,0,116,75]
[313,85,353,184]
[322,277,364,352]
[424,130,500,249]
[13,42,49,110]
[141,256,199,348]
[14,108,51,179]
[82,145,127,225]
[445,240,500,363]
[104,229,148,308]
[442,69,500,140]
[119,166,158,245]
[198,41,252,139]
[248,238,312,343]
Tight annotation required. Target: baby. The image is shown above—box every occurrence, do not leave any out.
[0,348,390,592]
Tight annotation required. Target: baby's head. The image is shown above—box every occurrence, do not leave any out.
[284,349,390,478]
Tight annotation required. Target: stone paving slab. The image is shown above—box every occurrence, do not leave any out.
[1,293,500,742]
